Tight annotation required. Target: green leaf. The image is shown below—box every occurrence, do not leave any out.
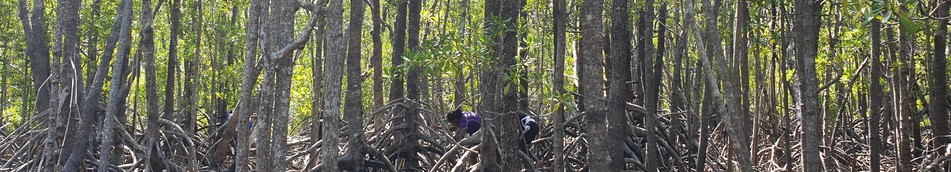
[897,11,917,34]
[882,11,892,23]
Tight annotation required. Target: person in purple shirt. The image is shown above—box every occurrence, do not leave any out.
[446,109,482,138]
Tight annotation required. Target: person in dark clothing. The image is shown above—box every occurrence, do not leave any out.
[519,113,540,146]
[446,109,483,139]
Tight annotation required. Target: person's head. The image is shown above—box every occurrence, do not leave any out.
[446,109,464,129]
[249,113,258,128]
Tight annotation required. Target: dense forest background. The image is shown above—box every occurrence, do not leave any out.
[0,0,949,171]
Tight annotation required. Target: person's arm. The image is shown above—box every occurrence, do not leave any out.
[455,127,467,140]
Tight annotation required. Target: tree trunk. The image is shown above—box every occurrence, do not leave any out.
[690,0,753,170]
[23,0,58,167]
[390,1,408,101]
[552,0,567,169]
[343,0,367,161]
[635,0,655,103]
[83,0,102,93]
[732,0,753,150]
[697,60,712,172]
[0,57,5,127]
[478,0,502,170]
[234,0,263,170]
[883,26,898,151]
[868,14,883,171]
[306,5,327,171]
[255,12,275,172]
[182,0,199,147]
[53,0,87,168]
[96,0,133,170]
[371,0,384,110]
[265,0,300,171]
[671,6,693,168]
[580,0,611,170]
[453,0,469,108]
[321,0,346,170]
[171,0,195,168]
[496,0,522,170]
[140,0,165,169]
[793,0,823,170]
[339,0,368,170]
[607,0,633,170]
[17,0,52,116]
[164,0,180,123]
[72,0,111,168]
[928,0,949,147]
[644,6,667,170]
[895,8,914,172]
[193,0,205,137]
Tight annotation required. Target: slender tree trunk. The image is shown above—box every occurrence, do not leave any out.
[371,0,385,110]
[83,0,102,92]
[607,0,633,169]
[188,1,205,165]
[493,0,522,170]
[390,1,408,101]
[793,0,823,170]
[895,7,914,172]
[928,0,949,147]
[580,0,611,170]
[265,0,299,171]
[140,0,165,169]
[69,0,115,168]
[96,0,133,170]
[306,5,327,171]
[635,0,655,103]
[321,0,346,170]
[17,0,53,168]
[453,0,469,108]
[182,0,199,143]
[164,0,180,123]
[54,0,87,167]
[340,0,367,169]
[552,0,567,169]
[194,0,205,137]
[670,3,687,124]
[255,0,275,168]
[109,20,136,166]
[883,26,898,149]
[697,0,754,170]
[671,6,694,168]
[0,57,5,127]
[18,0,52,116]
[234,0,263,170]
[732,0,753,154]
[479,0,502,169]
[868,15,884,172]
[340,0,374,170]
[697,60,712,172]
[691,0,753,170]
[644,6,667,170]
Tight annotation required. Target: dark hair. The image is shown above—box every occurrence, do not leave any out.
[446,109,463,122]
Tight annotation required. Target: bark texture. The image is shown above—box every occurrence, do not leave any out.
[607,0,632,169]
[552,0,568,169]
[928,0,949,148]
[868,13,883,172]
[580,0,611,170]
[793,0,823,170]
[321,0,346,170]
